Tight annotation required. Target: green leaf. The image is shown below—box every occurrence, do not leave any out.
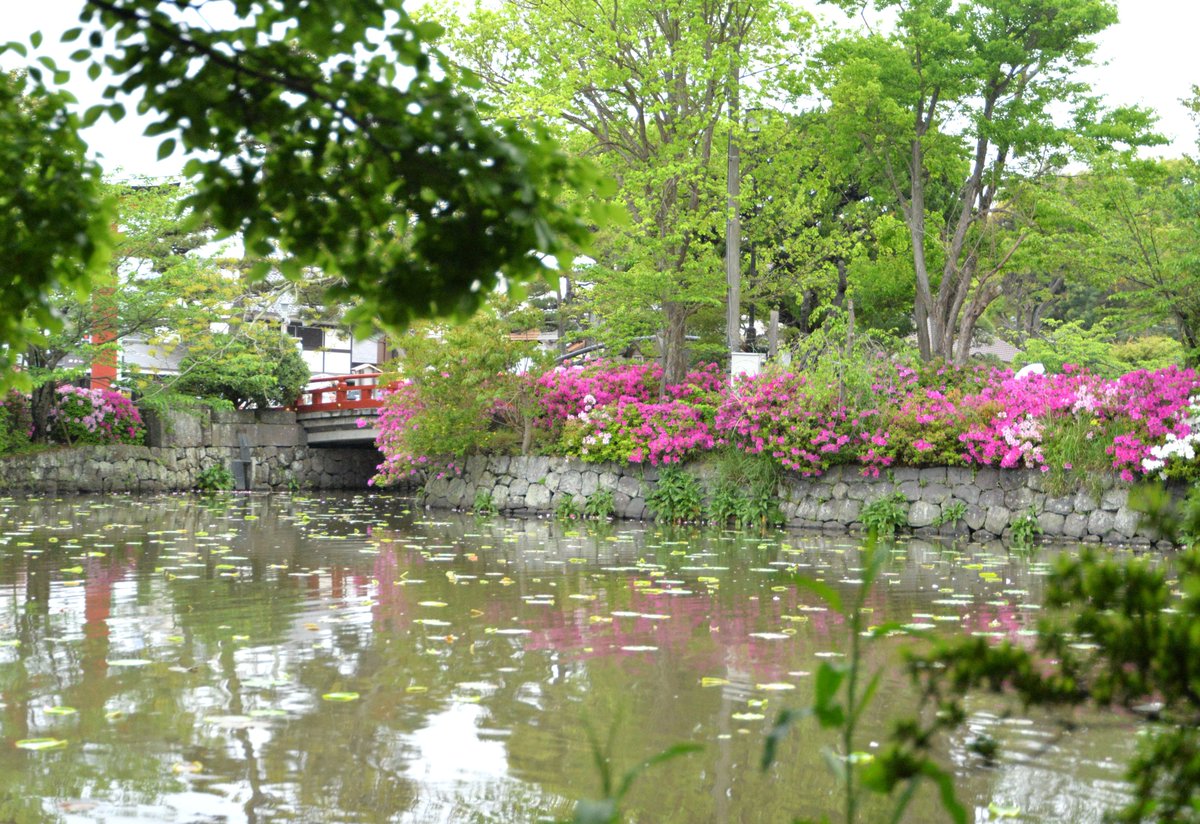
[762,707,811,770]
[61,27,83,44]
[921,762,967,824]
[16,737,67,751]
[321,691,360,702]
[30,30,42,48]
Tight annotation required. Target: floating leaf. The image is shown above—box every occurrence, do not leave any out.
[16,738,67,751]
[701,677,730,688]
[731,712,765,721]
[45,706,77,716]
[321,692,360,702]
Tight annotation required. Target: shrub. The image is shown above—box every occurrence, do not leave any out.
[0,391,32,454]
[196,464,234,492]
[47,386,144,446]
[472,490,497,516]
[861,492,907,540]
[645,466,703,523]
[176,328,309,409]
[583,489,615,520]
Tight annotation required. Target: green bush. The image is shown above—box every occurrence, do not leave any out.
[706,450,783,530]
[645,466,703,524]
[196,464,234,492]
[583,489,615,520]
[860,491,907,540]
[555,494,582,520]
[0,391,31,455]
[176,327,309,408]
[472,489,497,516]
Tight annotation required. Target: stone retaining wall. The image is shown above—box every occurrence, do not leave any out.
[419,455,1171,546]
[0,408,380,494]
[0,443,379,495]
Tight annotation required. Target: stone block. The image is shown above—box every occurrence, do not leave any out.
[1101,488,1127,511]
[1087,509,1115,537]
[963,504,986,531]
[831,482,849,500]
[617,475,641,499]
[921,483,951,504]
[835,499,862,522]
[984,506,1011,535]
[1038,512,1066,536]
[973,467,1001,489]
[979,489,1005,508]
[526,483,551,510]
[1114,506,1140,539]
[581,471,599,497]
[1005,487,1037,510]
[918,467,947,484]
[1063,513,1088,538]
[142,408,206,448]
[908,500,940,528]
[1074,490,1100,513]
[560,471,582,495]
[898,480,922,502]
[797,499,820,521]
[951,485,980,505]
[945,467,975,486]
[846,484,871,501]
[1044,496,1073,515]
[255,409,297,425]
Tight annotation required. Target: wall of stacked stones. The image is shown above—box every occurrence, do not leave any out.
[0,408,379,494]
[419,455,1169,547]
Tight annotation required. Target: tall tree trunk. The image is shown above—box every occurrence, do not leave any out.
[663,301,690,388]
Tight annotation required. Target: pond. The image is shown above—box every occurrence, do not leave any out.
[0,493,1143,823]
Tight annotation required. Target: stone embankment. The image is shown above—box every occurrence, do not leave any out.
[0,409,378,494]
[419,455,1169,546]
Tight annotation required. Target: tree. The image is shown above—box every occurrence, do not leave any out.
[1,0,610,389]
[175,327,309,409]
[818,0,1153,365]
[446,0,809,384]
[0,69,111,388]
[19,181,232,440]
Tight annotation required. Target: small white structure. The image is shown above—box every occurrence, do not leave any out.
[730,351,766,382]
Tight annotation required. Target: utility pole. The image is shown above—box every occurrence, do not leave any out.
[725,53,741,353]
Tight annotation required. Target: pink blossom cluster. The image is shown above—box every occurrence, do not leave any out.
[535,361,725,424]
[370,357,1200,485]
[48,385,143,445]
[566,398,716,465]
[364,381,438,486]
[958,365,1197,480]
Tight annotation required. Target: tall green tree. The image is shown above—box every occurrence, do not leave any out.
[20,182,238,439]
[447,0,810,384]
[0,69,112,389]
[2,0,610,390]
[818,0,1150,364]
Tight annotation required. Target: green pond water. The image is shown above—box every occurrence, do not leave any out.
[0,492,1144,823]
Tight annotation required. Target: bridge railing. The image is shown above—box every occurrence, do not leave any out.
[293,373,387,414]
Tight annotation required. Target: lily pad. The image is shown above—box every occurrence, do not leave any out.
[16,738,68,751]
[322,692,360,702]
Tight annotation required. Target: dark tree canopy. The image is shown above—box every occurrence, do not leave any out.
[1,0,612,390]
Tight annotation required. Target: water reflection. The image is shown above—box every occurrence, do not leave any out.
[0,493,1145,822]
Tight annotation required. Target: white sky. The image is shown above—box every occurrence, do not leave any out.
[2,0,1197,179]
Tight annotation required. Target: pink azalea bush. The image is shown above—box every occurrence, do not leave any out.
[370,355,1200,486]
[48,385,144,446]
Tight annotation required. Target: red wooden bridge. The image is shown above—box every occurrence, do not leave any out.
[292,373,389,446]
